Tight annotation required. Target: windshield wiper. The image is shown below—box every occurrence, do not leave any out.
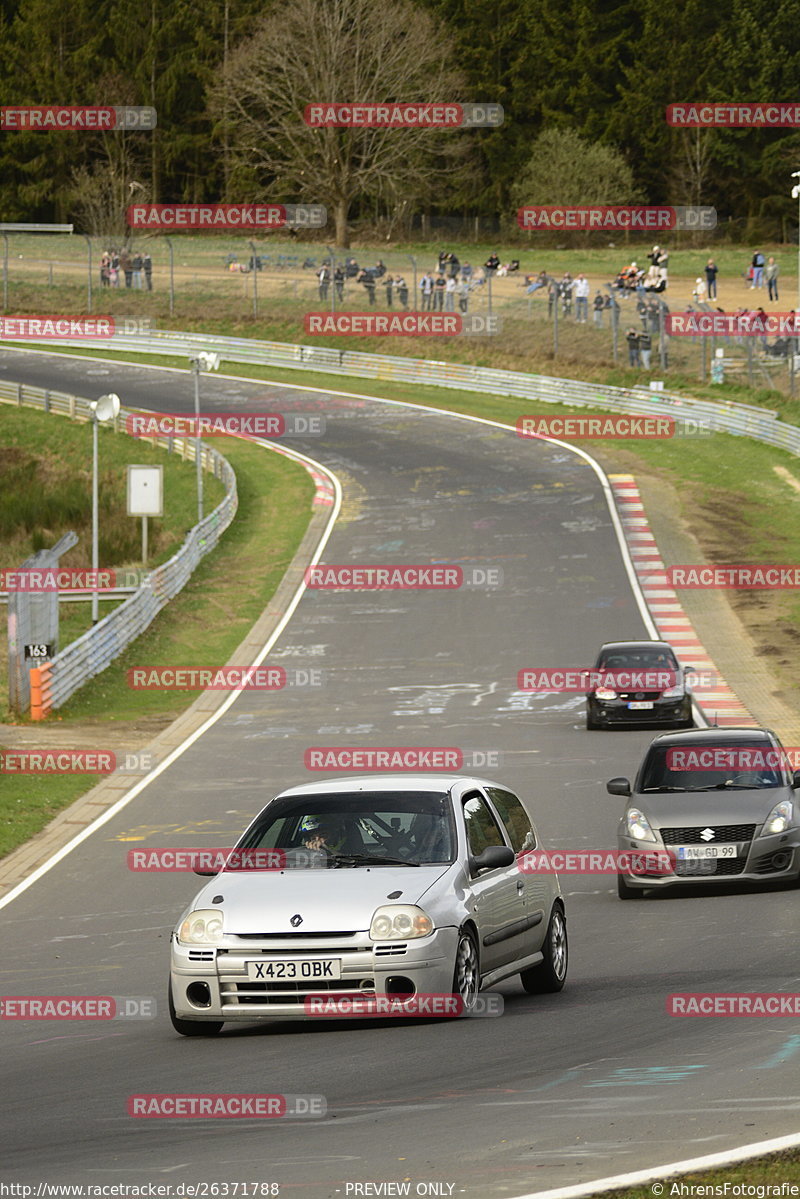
[329,853,420,867]
[686,782,766,791]
[642,786,689,792]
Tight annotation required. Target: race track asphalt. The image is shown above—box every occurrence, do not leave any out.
[1,348,797,1197]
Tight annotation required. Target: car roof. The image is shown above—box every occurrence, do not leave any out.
[643,726,779,749]
[598,640,675,653]
[274,774,502,798]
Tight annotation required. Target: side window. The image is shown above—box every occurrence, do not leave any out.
[485,787,536,854]
[462,792,506,857]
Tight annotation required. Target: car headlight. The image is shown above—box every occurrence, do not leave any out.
[179,909,224,945]
[625,808,657,842]
[661,684,685,698]
[370,905,434,941]
[761,799,793,836]
[594,688,617,700]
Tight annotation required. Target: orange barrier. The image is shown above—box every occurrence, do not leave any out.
[30,664,53,721]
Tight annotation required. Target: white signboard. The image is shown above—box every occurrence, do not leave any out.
[127,465,163,517]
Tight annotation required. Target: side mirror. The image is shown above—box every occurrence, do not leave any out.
[193,866,218,877]
[607,777,632,797]
[792,770,800,790]
[683,665,695,675]
[469,845,515,874]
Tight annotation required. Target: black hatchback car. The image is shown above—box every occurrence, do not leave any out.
[586,640,694,730]
[610,726,800,898]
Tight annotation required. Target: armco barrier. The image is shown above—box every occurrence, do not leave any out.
[9,327,790,449]
[0,380,237,717]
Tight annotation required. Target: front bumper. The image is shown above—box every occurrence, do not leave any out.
[170,927,458,1022]
[617,831,800,889]
[588,696,692,726]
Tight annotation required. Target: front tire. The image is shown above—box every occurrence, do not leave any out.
[452,928,480,1014]
[520,904,567,993]
[169,980,224,1037]
[617,875,645,900]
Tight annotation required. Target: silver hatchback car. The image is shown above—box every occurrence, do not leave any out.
[169,774,567,1034]
[611,727,800,898]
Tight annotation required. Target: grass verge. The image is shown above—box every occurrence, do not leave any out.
[0,429,314,859]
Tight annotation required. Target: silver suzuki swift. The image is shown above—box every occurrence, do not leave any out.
[168,774,567,1034]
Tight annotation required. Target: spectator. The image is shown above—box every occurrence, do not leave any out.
[692,277,707,303]
[143,252,152,291]
[642,264,661,291]
[560,273,573,316]
[525,270,548,294]
[345,257,359,278]
[100,251,111,287]
[131,252,143,289]
[636,297,650,330]
[317,264,330,301]
[447,252,460,279]
[433,273,446,311]
[437,250,448,275]
[374,259,386,278]
[574,273,590,322]
[382,274,394,307]
[419,272,434,311]
[647,297,661,332]
[334,264,345,302]
[705,258,718,299]
[120,249,133,288]
[461,262,473,282]
[593,291,605,326]
[444,274,456,311]
[766,256,779,301]
[395,275,408,310]
[626,326,640,367]
[751,250,765,289]
[358,270,376,306]
[457,278,470,313]
[484,251,500,276]
[656,246,669,284]
[638,327,652,369]
[547,276,559,318]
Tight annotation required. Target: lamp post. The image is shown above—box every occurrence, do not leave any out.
[89,393,121,625]
[165,236,175,316]
[248,240,258,319]
[792,172,800,315]
[406,254,418,311]
[189,352,221,524]
[83,234,93,313]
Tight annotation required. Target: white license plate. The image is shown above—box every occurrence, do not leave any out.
[676,844,737,860]
[246,958,342,981]
[628,701,654,710]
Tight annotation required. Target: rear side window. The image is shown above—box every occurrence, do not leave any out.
[485,787,536,853]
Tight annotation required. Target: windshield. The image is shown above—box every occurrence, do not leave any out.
[639,744,787,792]
[597,648,678,671]
[235,791,455,868]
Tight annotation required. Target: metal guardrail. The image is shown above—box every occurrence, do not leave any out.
[10,327,788,448]
[0,379,237,715]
